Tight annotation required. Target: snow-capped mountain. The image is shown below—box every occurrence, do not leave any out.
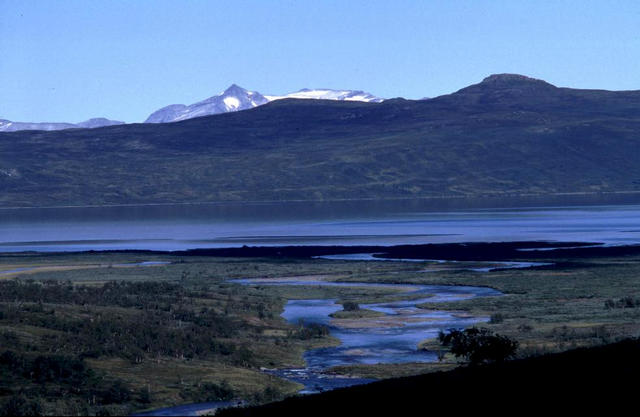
[0,118,124,132]
[1,85,385,131]
[265,88,383,103]
[144,85,384,124]
[144,84,269,123]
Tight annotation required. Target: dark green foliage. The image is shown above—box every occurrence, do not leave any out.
[342,301,360,311]
[0,280,243,363]
[438,327,518,365]
[138,386,152,404]
[290,323,330,340]
[0,279,186,308]
[250,386,284,405]
[551,325,614,345]
[517,323,534,333]
[101,380,131,404]
[0,350,134,411]
[489,313,504,323]
[0,351,89,384]
[0,275,281,414]
[604,297,640,309]
[180,380,235,402]
[0,395,43,416]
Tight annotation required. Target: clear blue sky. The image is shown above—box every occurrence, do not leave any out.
[1,0,639,123]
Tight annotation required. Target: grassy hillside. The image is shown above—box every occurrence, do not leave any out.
[2,74,640,207]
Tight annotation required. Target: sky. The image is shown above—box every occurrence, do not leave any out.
[1,0,640,123]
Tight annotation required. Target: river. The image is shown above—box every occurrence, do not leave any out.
[231,276,502,393]
[137,274,502,415]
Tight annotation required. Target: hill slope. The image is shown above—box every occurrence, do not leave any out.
[218,338,640,415]
[1,74,640,207]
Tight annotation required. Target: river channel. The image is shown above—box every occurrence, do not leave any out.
[231,276,502,393]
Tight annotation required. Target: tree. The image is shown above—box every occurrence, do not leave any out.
[438,327,518,365]
[0,395,43,416]
[342,301,360,311]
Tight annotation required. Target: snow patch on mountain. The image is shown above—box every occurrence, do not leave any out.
[144,85,384,124]
[144,84,269,123]
[223,96,240,110]
[265,88,383,103]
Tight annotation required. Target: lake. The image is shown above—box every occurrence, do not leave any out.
[1,198,640,252]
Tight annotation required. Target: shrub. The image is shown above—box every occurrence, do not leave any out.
[291,323,330,340]
[489,313,504,324]
[438,327,518,365]
[180,380,234,402]
[342,301,360,311]
[517,323,534,333]
[0,395,43,416]
[100,379,131,404]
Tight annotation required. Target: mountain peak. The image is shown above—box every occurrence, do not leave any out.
[477,73,556,89]
[449,74,559,101]
[222,84,248,95]
[145,84,268,123]
[145,86,383,123]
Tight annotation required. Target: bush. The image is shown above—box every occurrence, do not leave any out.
[251,386,284,405]
[604,297,640,309]
[100,379,131,404]
[180,380,234,402]
[342,301,360,311]
[517,324,534,333]
[291,323,330,340]
[438,327,518,365]
[0,395,43,416]
[489,313,504,324]
[200,381,234,401]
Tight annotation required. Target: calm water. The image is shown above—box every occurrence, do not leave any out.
[1,199,640,252]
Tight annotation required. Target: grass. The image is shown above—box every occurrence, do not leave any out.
[0,253,422,414]
[2,251,640,414]
[84,357,301,409]
[329,309,385,319]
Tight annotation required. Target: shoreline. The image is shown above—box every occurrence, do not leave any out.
[4,240,640,268]
[0,240,615,258]
[2,191,640,211]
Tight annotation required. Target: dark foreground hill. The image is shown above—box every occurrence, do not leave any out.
[2,74,640,207]
[219,338,640,416]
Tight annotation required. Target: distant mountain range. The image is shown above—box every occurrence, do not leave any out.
[2,73,640,208]
[144,85,383,123]
[0,117,124,132]
[1,86,383,131]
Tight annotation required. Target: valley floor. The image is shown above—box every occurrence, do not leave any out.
[1,244,639,414]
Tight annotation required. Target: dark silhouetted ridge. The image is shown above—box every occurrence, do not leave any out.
[219,338,640,416]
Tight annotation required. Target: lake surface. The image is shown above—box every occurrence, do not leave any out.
[1,199,640,252]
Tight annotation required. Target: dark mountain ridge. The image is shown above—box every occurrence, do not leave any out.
[1,74,640,208]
